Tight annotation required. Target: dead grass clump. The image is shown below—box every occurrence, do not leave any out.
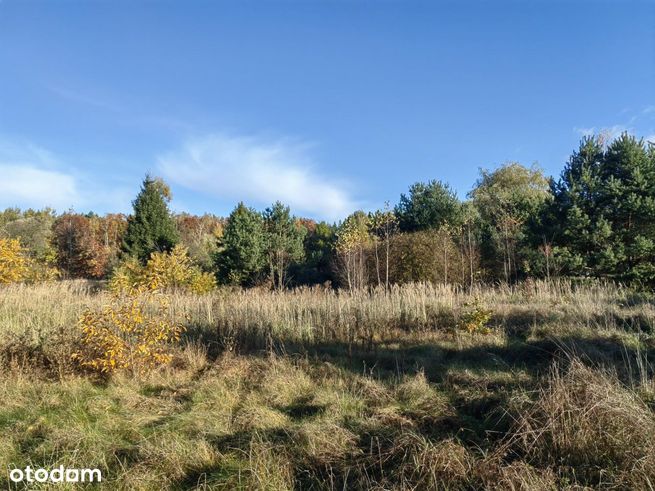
[294,420,360,464]
[506,359,655,487]
[232,396,292,431]
[248,434,296,490]
[394,371,452,425]
[395,434,474,489]
[139,433,219,482]
[258,357,316,409]
[477,459,558,491]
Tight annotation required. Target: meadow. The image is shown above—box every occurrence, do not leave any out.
[0,280,654,490]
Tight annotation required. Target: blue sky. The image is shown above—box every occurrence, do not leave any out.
[1,0,654,221]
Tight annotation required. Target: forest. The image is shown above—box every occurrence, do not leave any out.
[2,133,655,291]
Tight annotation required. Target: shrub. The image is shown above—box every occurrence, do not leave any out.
[110,245,216,294]
[73,288,184,374]
[0,238,28,284]
[457,300,493,334]
[0,238,59,284]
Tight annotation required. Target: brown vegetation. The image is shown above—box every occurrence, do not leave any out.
[0,280,653,489]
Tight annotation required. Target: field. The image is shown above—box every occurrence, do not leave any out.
[1,280,654,490]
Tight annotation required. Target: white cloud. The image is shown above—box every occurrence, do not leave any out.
[574,125,631,141]
[0,138,133,213]
[158,133,358,221]
[0,140,81,209]
[646,134,655,144]
[0,165,79,210]
[574,126,596,137]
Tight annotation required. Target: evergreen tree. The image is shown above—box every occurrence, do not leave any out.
[122,176,179,263]
[549,136,605,276]
[214,203,265,286]
[262,201,306,289]
[599,134,655,281]
[550,134,655,283]
[290,220,337,286]
[395,180,463,232]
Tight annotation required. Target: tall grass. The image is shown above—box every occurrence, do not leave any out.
[1,279,651,370]
[0,279,653,489]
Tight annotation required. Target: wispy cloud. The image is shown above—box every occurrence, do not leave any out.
[47,85,124,113]
[158,133,358,221]
[574,127,597,137]
[574,124,631,141]
[47,84,194,133]
[574,105,655,143]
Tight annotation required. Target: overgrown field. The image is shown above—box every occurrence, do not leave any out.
[1,281,654,489]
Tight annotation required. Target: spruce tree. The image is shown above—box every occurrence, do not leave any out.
[214,203,266,286]
[122,176,179,263]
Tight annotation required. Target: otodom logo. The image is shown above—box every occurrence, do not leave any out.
[9,466,102,483]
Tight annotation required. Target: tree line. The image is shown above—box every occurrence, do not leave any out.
[1,133,654,288]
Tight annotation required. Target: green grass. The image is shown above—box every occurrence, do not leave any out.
[0,280,654,489]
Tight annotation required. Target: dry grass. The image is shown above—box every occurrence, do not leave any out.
[503,360,655,488]
[0,280,653,489]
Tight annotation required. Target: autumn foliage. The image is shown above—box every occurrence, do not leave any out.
[0,238,28,284]
[110,245,216,294]
[53,213,127,279]
[73,288,184,374]
[0,238,59,284]
[457,300,493,334]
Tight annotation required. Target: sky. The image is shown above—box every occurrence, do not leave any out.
[1,0,654,222]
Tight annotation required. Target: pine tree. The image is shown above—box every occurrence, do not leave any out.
[549,136,605,276]
[599,134,655,281]
[550,134,655,283]
[122,176,179,263]
[395,180,462,232]
[263,201,306,289]
[214,203,266,286]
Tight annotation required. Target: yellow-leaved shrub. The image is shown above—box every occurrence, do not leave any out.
[0,238,59,284]
[73,288,184,374]
[109,245,216,294]
[457,301,493,334]
[0,238,28,284]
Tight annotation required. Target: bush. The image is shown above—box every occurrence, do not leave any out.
[457,300,493,334]
[72,288,184,374]
[0,238,59,284]
[0,238,27,284]
[109,245,216,294]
